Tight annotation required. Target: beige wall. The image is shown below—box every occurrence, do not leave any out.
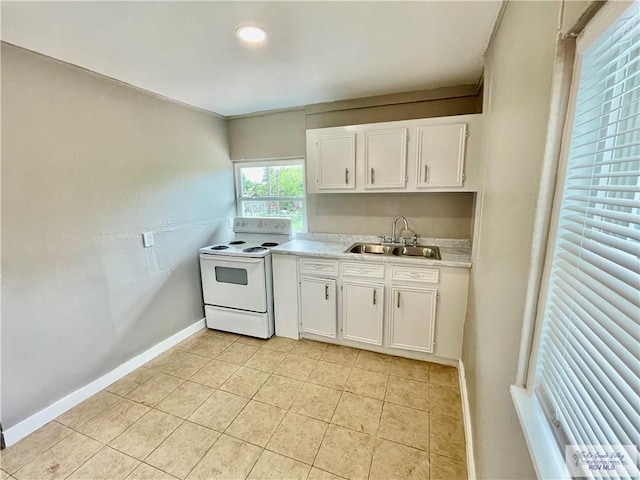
[308,192,474,238]
[227,90,479,238]
[228,109,306,161]
[462,2,564,478]
[1,44,235,428]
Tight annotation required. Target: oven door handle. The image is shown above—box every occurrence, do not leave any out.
[199,254,265,265]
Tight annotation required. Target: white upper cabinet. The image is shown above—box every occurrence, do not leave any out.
[316,132,356,190]
[305,114,482,194]
[364,128,407,189]
[415,123,467,188]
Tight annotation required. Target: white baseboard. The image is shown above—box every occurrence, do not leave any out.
[458,360,477,479]
[4,319,206,447]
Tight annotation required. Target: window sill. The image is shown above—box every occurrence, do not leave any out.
[510,386,570,480]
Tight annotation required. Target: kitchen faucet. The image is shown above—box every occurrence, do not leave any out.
[391,216,409,244]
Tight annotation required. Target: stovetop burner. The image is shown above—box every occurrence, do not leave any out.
[200,217,292,258]
[243,246,267,253]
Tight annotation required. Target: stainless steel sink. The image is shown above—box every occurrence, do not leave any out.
[346,243,441,260]
[347,243,394,255]
[391,245,441,260]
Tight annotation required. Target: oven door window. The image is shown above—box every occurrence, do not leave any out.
[200,255,267,313]
[215,266,248,285]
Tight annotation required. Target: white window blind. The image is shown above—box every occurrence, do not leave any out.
[532,0,640,465]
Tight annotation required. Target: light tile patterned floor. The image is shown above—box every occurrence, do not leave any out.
[1,330,468,480]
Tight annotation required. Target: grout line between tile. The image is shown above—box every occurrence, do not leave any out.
[374,373,390,439]
[374,434,430,453]
[57,443,106,480]
[8,425,75,478]
[108,409,185,462]
[243,451,262,480]
[56,391,124,432]
[179,425,221,480]
[139,417,187,463]
[309,413,332,470]
[68,444,142,480]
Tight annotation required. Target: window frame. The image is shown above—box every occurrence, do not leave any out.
[512,1,639,478]
[233,158,308,232]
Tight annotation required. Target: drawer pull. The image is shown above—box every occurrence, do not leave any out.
[371,167,375,185]
[345,168,349,185]
[397,291,401,308]
[424,165,428,183]
[301,259,339,276]
[307,263,332,270]
[373,289,377,305]
[391,267,439,283]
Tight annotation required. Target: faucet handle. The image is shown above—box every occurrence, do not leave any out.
[401,233,419,246]
[376,235,387,244]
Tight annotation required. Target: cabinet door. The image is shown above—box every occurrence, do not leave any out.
[364,128,407,189]
[342,280,384,345]
[316,132,356,190]
[388,286,437,353]
[300,276,337,338]
[415,123,467,188]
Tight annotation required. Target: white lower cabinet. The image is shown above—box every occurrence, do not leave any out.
[299,276,337,339]
[293,256,469,360]
[342,280,384,345]
[388,285,437,353]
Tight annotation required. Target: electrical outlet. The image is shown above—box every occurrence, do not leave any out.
[142,232,154,248]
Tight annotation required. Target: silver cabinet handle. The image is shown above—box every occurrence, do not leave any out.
[397,291,400,308]
[345,168,349,185]
[424,165,428,183]
[373,289,377,305]
[371,167,375,184]
[325,284,329,300]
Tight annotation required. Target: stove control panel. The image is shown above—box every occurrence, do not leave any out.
[233,217,292,235]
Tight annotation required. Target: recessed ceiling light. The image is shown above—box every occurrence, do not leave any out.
[236,25,267,44]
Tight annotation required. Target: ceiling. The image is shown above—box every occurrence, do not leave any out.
[1,1,502,116]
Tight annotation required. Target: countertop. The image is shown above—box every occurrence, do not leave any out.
[271,234,472,268]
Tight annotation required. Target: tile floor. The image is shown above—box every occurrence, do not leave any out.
[1,330,468,480]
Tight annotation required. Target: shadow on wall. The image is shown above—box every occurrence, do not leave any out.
[307,192,475,238]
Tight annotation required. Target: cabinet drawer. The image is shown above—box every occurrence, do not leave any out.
[390,265,439,284]
[299,258,339,276]
[341,262,385,278]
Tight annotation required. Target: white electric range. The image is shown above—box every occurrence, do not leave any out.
[199,217,292,338]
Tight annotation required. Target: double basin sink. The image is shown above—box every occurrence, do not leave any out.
[346,243,441,260]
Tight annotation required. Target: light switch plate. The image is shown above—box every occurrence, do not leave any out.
[142,232,154,248]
